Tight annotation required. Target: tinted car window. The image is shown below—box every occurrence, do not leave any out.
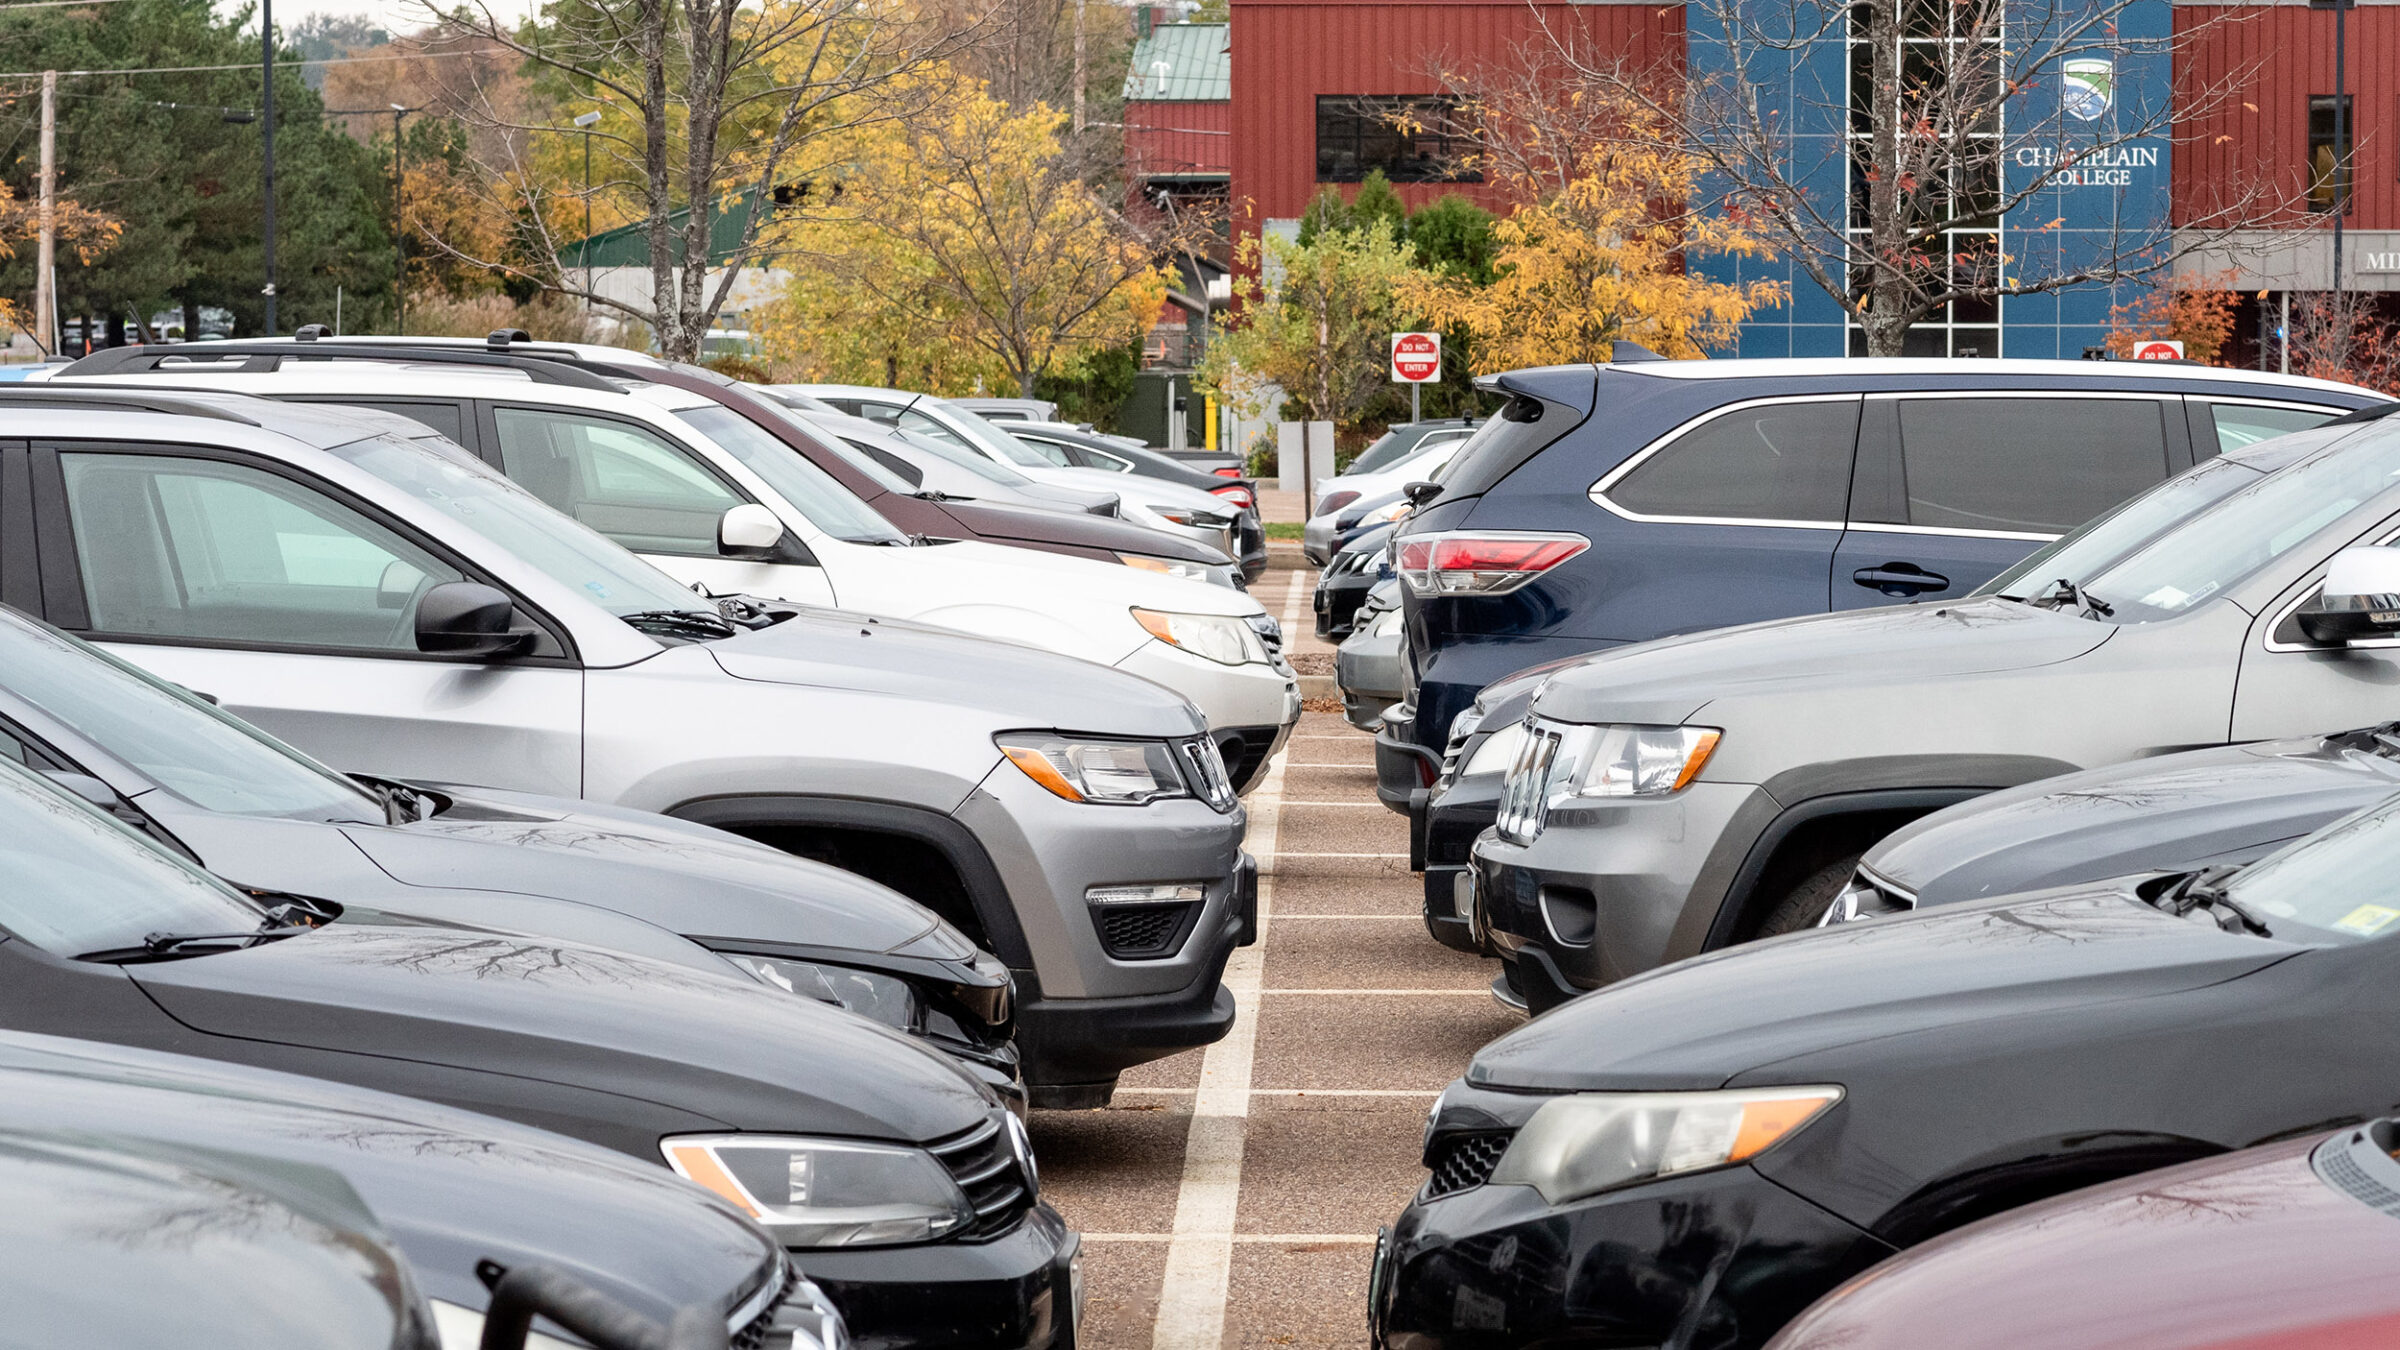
[491,406,742,557]
[0,758,268,956]
[673,404,906,544]
[1895,398,2169,534]
[336,400,465,446]
[1606,399,1858,523]
[2204,402,2339,456]
[59,452,464,650]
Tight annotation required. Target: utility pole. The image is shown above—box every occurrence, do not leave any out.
[574,110,602,315]
[35,69,55,356]
[260,0,278,335]
[1072,0,1086,135]
[391,105,408,334]
[2334,0,2349,295]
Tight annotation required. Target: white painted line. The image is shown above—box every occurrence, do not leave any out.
[1118,1086,1442,1098]
[1262,988,1492,996]
[1282,762,1377,769]
[1267,913,1419,920]
[1089,1233,1380,1245]
[1148,569,1307,1350]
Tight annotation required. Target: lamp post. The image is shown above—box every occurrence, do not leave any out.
[573,110,602,315]
[391,104,414,334]
[260,0,276,335]
[2334,0,2350,295]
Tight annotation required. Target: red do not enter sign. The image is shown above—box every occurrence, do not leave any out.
[1391,331,1442,383]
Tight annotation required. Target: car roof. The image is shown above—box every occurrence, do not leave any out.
[0,385,438,450]
[1599,357,2385,399]
[239,334,670,367]
[57,362,716,413]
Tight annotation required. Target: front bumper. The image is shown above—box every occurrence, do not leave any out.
[1373,1160,1890,1349]
[1116,642,1300,740]
[801,1205,1081,1350]
[1417,775,1500,955]
[1336,629,1404,732]
[1374,712,1440,815]
[1315,570,1378,639]
[1468,782,1765,1007]
[1303,515,1338,565]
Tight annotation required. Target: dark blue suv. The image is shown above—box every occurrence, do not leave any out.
[1374,355,2383,807]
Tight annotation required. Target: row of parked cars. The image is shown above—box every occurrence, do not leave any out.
[0,332,1298,1347]
[1320,353,2400,1347]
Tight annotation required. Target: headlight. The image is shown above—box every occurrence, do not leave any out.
[1559,724,1720,799]
[725,955,919,1031]
[997,733,1192,805]
[1362,499,1413,526]
[1118,553,1214,582]
[1151,504,1235,529]
[662,1134,973,1247]
[1461,721,1528,779]
[1489,1087,1842,1205]
[1131,608,1268,665]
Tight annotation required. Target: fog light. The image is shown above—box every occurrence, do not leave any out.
[1087,883,1207,905]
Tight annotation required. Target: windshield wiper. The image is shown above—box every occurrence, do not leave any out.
[618,609,739,640]
[911,489,973,503]
[79,918,313,964]
[358,777,435,825]
[2025,577,2115,618]
[2153,866,2272,936]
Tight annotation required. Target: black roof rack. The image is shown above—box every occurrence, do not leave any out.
[56,341,626,393]
[0,385,260,425]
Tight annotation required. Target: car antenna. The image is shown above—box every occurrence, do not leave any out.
[1610,340,1668,364]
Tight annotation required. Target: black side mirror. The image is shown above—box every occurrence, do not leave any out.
[415,581,534,658]
[2299,546,2400,646]
[1402,480,1443,507]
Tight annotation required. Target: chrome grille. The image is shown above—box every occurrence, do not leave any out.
[1176,735,1237,812]
[1494,723,1561,845]
[1424,1132,1513,1198]
[928,1112,1036,1241]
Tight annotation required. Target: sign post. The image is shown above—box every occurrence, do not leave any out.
[2131,339,2185,361]
[1391,331,1441,422]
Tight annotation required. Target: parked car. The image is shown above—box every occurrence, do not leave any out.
[1376,788,2400,1349]
[1334,580,1405,731]
[784,384,1249,566]
[1378,356,2383,812]
[0,1029,840,1349]
[1465,383,2400,1011]
[0,753,1069,1349]
[68,337,1243,586]
[1314,524,1397,640]
[1343,419,1483,479]
[1767,1117,2400,1350]
[1006,421,1266,580]
[0,388,1257,1106]
[56,360,1297,754]
[954,396,1060,423]
[1308,487,1419,566]
[1303,436,1472,565]
[0,606,1022,1099]
[801,408,1124,517]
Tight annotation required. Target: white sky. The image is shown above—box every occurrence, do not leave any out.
[243,0,540,36]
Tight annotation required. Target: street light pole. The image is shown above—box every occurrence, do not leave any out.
[391,104,410,334]
[2334,0,2349,295]
[260,0,276,335]
[574,110,601,317]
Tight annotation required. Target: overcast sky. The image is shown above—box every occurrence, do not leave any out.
[258,0,538,36]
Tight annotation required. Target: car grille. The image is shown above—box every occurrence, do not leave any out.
[928,1112,1036,1241]
[1424,1132,1514,1198]
[1494,723,1563,844]
[1097,902,1198,958]
[730,1289,784,1350]
[1244,612,1285,660]
[1435,723,1474,790]
[1177,734,1239,812]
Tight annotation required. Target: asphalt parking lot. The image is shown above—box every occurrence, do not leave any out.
[1030,542,1524,1350]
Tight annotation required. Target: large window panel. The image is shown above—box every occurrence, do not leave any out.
[1607,400,1861,523]
[1895,398,2169,534]
[1314,96,1479,183]
[491,406,744,557]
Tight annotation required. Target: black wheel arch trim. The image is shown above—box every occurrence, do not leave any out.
[1697,787,1996,954]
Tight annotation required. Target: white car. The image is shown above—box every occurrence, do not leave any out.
[797,406,1124,517]
[62,359,1302,749]
[1301,433,1478,563]
[786,385,1245,563]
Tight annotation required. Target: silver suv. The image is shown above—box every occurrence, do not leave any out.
[0,388,1253,1106]
[1472,406,2400,1010]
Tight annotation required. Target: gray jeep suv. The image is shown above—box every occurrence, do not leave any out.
[1473,407,2400,1009]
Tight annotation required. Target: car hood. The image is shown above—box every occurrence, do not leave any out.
[1871,735,2400,906]
[707,604,1206,739]
[941,496,1226,562]
[1532,598,2115,728]
[1027,465,1231,511]
[1469,886,2293,1092]
[847,537,1263,620]
[131,921,995,1142]
[0,1030,780,1328]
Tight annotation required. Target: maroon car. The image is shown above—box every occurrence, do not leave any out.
[1767,1119,2400,1350]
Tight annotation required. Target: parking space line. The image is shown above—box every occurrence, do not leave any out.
[1266,913,1420,920]
[1262,988,1490,996]
[1281,762,1378,768]
[1148,569,1310,1350]
[1273,851,1409,859]
[1118,1086,1441,1098]
[1086,1233,1380,1244]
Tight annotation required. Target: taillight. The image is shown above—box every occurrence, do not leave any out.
[1314,490,1361,518]
[1397,532,1589,596]
[1211,483,1255,510]
[1213,466,1243,478]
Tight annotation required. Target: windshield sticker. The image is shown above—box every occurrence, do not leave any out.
[2332,904,2400,937]
[2140,585,2190,608]
[586,582,612,599]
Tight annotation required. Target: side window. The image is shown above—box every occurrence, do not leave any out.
[337,400,467,447]
[490,407,745,557]
[1008,433,1073,467]
[2203,402,2339,457]
[1605,399,1859,524]
[1070,446,1133,472]
[894,410,973,452]
[56,451,464,650]
[1890,398,2170,535]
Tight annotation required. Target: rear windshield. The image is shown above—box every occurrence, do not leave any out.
[1437,396,1583,500]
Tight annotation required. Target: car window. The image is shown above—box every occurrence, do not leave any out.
[2225,794,2400,943]
[1605,399,1858,523]
[1891,398,2169,534]
[491,406,744,557]
[851,441,925,487]
[895,408,975,453]
[0,757,268,957]
[58,451,465,651]
[333,400,466,446]
[672,405,907,544]
[1347,429,1421,476]
[2203,402,2341,457]
[1977,453,2272,598]
[1009,433,1074,467]
[1066,444,1133,472]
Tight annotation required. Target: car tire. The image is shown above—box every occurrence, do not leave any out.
[1753,853,1862,939]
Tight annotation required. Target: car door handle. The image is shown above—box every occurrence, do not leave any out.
[1853,563,1951,596]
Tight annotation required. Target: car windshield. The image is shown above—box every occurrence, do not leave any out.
[672,404,909,544]
[928,398,1062,468]
[0,758,268,956]
[801,429,922,495]
[885,426,1039,486]
[327,433,717,619]
[2084,421,2400,621]
[0,618,379,822]
[1349,428,1432,476]
[2224,794,2400,943]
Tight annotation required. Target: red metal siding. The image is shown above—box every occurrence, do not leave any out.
[1230,0,1685,225]
[1127,99,1234,179]
[2177,5,2400,230]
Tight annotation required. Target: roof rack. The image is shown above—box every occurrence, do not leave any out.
[0,386,260,425]
[56,341,626,393]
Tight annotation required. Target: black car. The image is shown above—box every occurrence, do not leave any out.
[1314,523,1397,640]
[1376,357,2381,809]
[1374,788,2400,1348]
[0,606,1021,1099]
[1008,422,1268,580]
[0,756,1075,1350]
[0,1029,838,1348]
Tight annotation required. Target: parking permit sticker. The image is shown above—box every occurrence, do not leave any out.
[2332,905,2400,937]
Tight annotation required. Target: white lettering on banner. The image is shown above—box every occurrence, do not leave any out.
[2012,143,2160,191]
[2361,253,2400,274]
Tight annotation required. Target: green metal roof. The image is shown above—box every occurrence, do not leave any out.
[563,184,773,270]
[1123,23,1229,102]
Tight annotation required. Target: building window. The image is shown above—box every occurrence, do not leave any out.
[1314,96,1478,183]
[2310,95,2353,213]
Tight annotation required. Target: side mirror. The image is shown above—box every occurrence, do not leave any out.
[718,504,793,561]
[1403,480,1443,507]
[2299,546,2400,645]
[414,581,534,658]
